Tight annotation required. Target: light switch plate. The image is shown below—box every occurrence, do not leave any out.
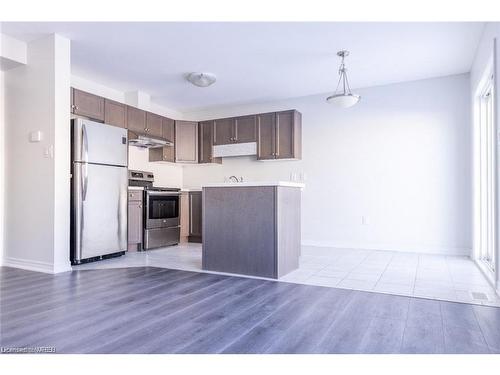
[44,145,54,159]
[29,130,43,142]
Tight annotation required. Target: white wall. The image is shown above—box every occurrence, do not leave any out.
[470,22,500,288]
[0,71,4,263]
[183,74,472,255]
[128,147,183,188]
[4,34,72,273]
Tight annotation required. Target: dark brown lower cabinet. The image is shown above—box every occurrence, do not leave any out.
[202,186,301,279]
[188,191,202,243]
[128,190,143,251]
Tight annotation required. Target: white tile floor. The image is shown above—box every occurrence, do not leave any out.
[74,243,500,307]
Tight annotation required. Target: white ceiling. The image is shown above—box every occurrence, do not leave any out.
[0,22,485,112]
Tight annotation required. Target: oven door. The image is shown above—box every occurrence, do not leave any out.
[145,191,180,229]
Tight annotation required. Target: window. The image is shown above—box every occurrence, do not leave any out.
[478,73,496,273]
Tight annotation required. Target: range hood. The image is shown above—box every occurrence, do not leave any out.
[128,134,173,149]
[213,142,257,158]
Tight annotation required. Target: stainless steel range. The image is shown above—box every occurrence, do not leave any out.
[129,170,181,250]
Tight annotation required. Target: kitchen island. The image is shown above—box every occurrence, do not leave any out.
[202,182,304,279]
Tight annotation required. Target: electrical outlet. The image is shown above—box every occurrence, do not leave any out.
[362,216,370,225]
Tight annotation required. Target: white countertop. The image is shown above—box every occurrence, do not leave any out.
[202,181,305,189]
[181,188,202,192]
[128,186,144,190]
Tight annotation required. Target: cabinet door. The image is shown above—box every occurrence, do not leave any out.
[175,121,198,163]
[104,99,126,128]
[189,191,202,242]
[128,200,143,246]
[180,192,190,241]
[72,88,105,121]
[235,115,256,143]
[214,118,235,145]
[198,121,221,164]
[275,110,295,159]
[146,112,163,138]
[257,112,276,160]
[161,117,176,162]
[126,106,146,134]
[162,117,175,142]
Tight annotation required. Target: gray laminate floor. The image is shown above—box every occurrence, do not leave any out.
[1,266,499,354]
[74,244,500,307]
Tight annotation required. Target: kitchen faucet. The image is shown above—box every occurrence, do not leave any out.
[228,175,243,183]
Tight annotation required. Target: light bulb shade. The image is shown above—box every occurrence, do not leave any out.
[186,72,217,87]
[326,93,360,108]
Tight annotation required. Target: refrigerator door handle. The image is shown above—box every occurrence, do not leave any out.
[81,123,89,163]
[81,163,88,201]
[82,124,89,201]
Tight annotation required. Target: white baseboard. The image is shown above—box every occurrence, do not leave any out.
[2,256,72,274]
[301,240,471,256]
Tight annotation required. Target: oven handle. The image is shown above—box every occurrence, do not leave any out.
[145,191,181,196]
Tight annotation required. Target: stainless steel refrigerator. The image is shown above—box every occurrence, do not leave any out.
[71,118,128,264]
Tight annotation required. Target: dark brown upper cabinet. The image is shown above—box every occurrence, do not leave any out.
[104,99,126,128]
[213,116,257,145]
[146,112,163,138]
[199,120,222,164]
[257,110,301,160]
[71,88,105,122]
[162,117,175,143]
[276,110,301,159]
[257,112,276,160]
[235,115,257,143]
[126,106,147,134]
[127,107,164,138]
[69,87,301,163]
[175,121,199,163]
[213,118,235,145]
[149,117,176,163]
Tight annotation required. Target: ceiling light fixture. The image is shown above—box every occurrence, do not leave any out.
[326,50,360,108]
[186,72,217,88]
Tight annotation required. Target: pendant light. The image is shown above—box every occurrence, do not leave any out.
[326,50,360,108]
